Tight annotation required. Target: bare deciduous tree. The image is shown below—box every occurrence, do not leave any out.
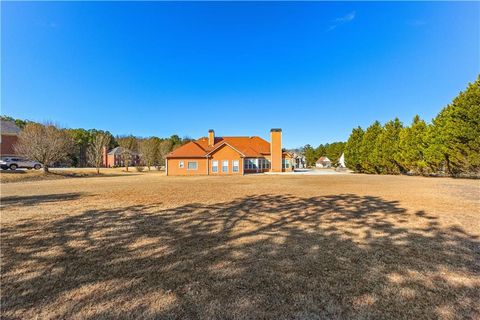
[139,137,159,170]
[158,139,173,168]
[14,122,73,173]
[117,135,138,172]
[87,132,111,175]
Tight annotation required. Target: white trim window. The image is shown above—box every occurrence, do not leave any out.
[179,161,184,168]
[222,160,229,173]
[233,160,239,172]
[212,160,218,173]
[259,158,270,169]
[244,159,256,170]
[187,161,198,170]
[282,159,290,169]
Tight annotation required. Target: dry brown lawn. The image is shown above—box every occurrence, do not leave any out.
[0,167,148,184]
[1,171,479,319]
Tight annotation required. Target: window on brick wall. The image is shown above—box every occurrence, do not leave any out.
[187,161,197,170]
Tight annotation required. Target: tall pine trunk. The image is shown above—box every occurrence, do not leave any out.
[445,154,452,176]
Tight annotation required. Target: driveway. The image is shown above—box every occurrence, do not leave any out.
[266,168,351,175]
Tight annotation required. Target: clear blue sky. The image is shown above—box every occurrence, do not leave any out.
[2,1,479,148]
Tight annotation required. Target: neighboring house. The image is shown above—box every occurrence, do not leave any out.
[315,156,332,168]
[165,129,293,176]
[291,152,306,169]
[102,146,141,167]
[0,120,21,157]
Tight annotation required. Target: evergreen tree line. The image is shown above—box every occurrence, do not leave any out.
[344,76,480,177]
[0,116,192,169]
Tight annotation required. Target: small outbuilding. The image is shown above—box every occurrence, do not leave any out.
[315,156,331,168]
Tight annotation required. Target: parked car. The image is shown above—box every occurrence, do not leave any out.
[0,157,42,170]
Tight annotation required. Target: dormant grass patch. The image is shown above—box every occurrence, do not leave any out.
[1,173,479,319]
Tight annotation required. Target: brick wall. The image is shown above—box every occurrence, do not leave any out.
[167,158,207,176]
[0,135,18,156]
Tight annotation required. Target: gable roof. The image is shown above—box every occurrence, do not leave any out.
[1,120,21,135]
[166,136,271,158]
[164,141,208,158]
[316,156,331,163]
[205,141,245,157]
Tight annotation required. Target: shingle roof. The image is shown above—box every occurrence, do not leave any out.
[1,120,21,135]
[166,136,271,158]
[164,141,209,158]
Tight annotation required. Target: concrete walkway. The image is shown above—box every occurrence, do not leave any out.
[265,168,351,175]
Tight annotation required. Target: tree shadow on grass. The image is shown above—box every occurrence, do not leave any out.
[1,192,88,208]
[0,171,142,184]
[1,194,479,319]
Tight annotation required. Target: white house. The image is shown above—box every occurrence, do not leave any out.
[315,156,331,168]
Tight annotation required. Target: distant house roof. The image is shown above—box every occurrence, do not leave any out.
[1,120,21,135]
[108,147,138,155]
[316,156,331,163]
[166,136,272,158]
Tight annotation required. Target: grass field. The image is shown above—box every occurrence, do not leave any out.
[0,167,147,184]
[1,171,479,319]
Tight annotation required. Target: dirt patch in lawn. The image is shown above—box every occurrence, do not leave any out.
[1,174,479,319]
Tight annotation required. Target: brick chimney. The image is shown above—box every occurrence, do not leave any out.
[270,128,282,172]
[208,129,215,147]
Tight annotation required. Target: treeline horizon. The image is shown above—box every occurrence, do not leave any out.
[343,75,479,177]
[3,75,478,177]
[0,115,192,168]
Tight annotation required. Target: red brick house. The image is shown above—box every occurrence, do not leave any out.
[102,146,141,167]
[166,129,293,176]
[0,120,21,157]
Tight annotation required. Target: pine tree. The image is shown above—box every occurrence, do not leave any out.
[344,127,365,172]
[426,76,480,176]
[315,144,327,160]
[360,121,383,173]
[397,115,429,174]
[303,145,317,167]
[325,142,346,165]
[377,118,404,174]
